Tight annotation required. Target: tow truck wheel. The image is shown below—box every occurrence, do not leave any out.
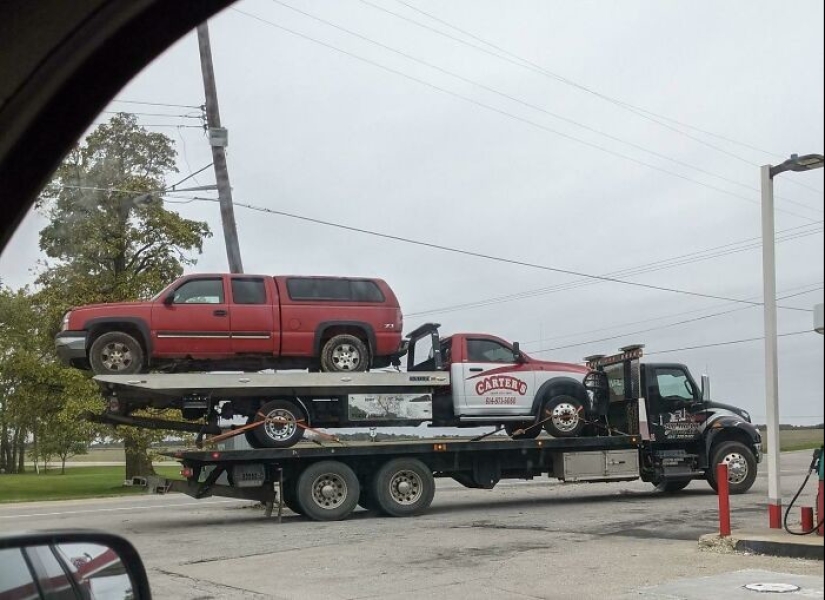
[371,458,435,517]
[654,479,691,493]
[251,400,305,448]
[504,422,541,440]
[542,395,586,438]
[281,482,304,516]
[89,331,144,375]
[320,334,369,372]
[295,461,360,521]
[707,441,757,494]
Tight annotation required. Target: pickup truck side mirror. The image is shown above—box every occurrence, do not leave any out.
[0,530,152,599]
[512,342,523,363]
[163,294,175,306]
[701,374,711,401]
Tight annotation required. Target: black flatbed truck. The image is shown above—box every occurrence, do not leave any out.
[146,344,761,521]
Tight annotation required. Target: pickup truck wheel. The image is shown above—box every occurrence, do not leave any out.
[320,335,369,372]
[707,441,757,494]
[504,422,541,439]
[89,331,144,375]
[542,395,585,438]
[251,400,305,448]
[371,458,435,517]
[295,461,360,521]
[654,480,691,493]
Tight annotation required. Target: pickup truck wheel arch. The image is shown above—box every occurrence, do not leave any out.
[85,317,152,357]
[531,377,590,418]
[314,321,376,360]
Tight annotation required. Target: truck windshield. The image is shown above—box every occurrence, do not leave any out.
[656,368,695,401]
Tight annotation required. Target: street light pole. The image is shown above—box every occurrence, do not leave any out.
[760,165,782,529]
[760,153,824,529]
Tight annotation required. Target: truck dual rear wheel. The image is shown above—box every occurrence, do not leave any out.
[706,441,757,494]
[89,331,144,375]
[371,458,435,517]
[295,461,360,521]
[250,400,305,449]
[320,334,369,372]
[543,395,586,438]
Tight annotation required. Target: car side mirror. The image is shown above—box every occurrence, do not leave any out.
[163,294,175,306]
[0,530,152,599]
[512,342,523,363]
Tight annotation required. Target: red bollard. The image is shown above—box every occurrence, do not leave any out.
[801,506,814,532]
[717,463,731,537]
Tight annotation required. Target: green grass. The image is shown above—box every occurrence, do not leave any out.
[754,427,824,453]
[0,465,180,504]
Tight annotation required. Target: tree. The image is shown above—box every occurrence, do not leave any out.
[35,113,211,478]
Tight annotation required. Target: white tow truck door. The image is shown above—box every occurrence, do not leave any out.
[457,337,536,416]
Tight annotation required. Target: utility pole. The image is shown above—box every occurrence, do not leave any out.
[197,22,244,273]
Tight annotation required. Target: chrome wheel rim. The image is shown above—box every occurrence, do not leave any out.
[549,402,581,434]
[100,342,134,371]
[332,344,362,371]
[310,473,348,509]
[722,452,749,484]
[389,470,423,505]
[263,408,297,442]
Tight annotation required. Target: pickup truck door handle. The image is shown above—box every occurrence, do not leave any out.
[469,367,484,372]
[213,309,228,317]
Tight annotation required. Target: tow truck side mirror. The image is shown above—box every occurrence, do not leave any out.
[701,375,711,401]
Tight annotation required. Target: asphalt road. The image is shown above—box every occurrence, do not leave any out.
[1,451,822,599]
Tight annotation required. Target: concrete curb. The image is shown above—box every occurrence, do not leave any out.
[700,532,824,561]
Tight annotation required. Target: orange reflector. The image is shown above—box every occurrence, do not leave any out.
[537,441,543,447]
[181,468,194,478]
[433,444,447,452]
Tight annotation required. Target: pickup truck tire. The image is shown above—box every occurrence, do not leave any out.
[654,480,691,493]
[320,334,369,372]
[371,458,435,517]
[251,400,305,448]
[89,331,144,375]
[542,395,586,438]
[706,441,757,494]
[295,461,360,521]
[504,422,541,439]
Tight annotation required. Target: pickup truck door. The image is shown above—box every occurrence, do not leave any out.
[458,338,536,416]
[229,276,279,355]
[151,276,231,357]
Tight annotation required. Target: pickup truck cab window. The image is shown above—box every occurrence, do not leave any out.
[467,339,516,363]
[231,278,267,305]
[172,278,224,304]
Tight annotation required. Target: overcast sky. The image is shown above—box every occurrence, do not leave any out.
[1,0,823,425]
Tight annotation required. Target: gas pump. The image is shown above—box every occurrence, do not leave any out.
[783,446,824,536]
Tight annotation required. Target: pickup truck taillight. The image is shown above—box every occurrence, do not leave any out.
[396,309,403,330]
[61,311,71,331]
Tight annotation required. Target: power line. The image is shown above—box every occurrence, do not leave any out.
[646,330,814,356]
[231,7,818,222]
[266,0,821,217]
[408,223,823,318]
[519,281,825,348]
[101,110,203,120]
[111,99,204,110]
[376,0,825,198]
[172,194,816,312]
[530,285,823,355]
[168,163,214,190]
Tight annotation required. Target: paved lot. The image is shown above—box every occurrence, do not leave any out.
[1,450,822,599]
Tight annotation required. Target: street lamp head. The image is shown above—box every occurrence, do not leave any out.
[770,153,825,177]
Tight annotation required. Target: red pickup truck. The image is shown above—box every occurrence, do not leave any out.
[55,274,404,374]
